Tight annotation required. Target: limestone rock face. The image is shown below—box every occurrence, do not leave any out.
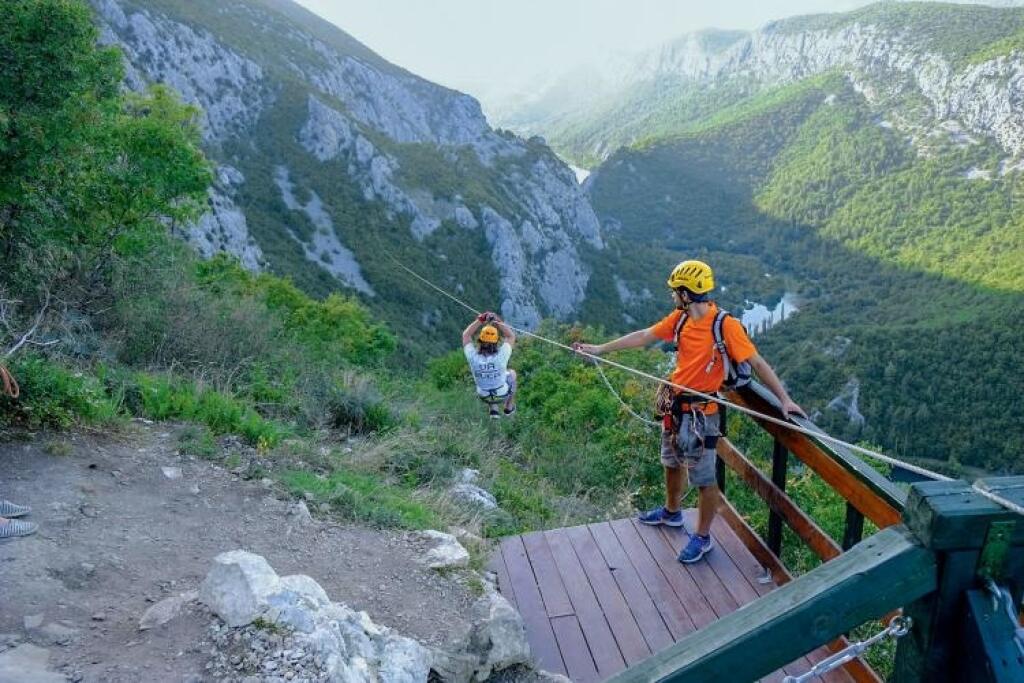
[93,0,265,143]
[826,377,866,427]
[512,11,1024,165]
[273,165,374,295]
[181,166,265,272]
[90,0,604,324]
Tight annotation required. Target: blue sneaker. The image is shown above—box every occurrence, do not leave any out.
[638,506,684,527]
[678,534,713,563]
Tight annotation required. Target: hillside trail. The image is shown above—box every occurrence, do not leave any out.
[0,422,476,682]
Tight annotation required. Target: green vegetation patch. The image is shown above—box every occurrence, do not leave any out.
[281,468,439,529]
[774,2,1024,64]
[0,356,121,430]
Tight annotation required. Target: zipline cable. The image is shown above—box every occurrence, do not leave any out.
[593,361,661,428]
[390,255,1024,516]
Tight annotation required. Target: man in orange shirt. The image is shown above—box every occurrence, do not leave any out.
[574,260,804,563]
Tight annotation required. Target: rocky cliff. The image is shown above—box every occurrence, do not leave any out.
[503,3,1024,166]
[91,0,603,331]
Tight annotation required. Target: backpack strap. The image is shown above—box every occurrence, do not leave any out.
[711,310,732,380]
[712,310,752,388]
[672,310,688,346]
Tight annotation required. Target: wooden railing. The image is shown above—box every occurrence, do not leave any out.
[717,381,909,680]
[607,381,1024,682]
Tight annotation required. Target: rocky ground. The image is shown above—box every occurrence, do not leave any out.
[0,423,490,682]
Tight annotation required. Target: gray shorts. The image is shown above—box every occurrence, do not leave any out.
[660,411,720,488]
[477,371,516,400]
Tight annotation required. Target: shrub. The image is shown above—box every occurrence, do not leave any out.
[195,255,396,367]
[0,355,120,429]
[177,424,218,459]
[300,370,393,434]
[427,349,470,390]
[122,371,289,447]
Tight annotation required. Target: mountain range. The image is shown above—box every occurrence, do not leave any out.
[92,0,1024,472]
[496,2,1024,169]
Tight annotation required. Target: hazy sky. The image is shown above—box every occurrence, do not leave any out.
[294,0,871,97]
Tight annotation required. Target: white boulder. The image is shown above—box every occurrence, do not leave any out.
[417,530,470,570]
[199,550,281,627]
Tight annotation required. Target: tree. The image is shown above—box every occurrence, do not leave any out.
[0,0,211,318]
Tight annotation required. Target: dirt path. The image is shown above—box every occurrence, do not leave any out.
[0,423,476,682]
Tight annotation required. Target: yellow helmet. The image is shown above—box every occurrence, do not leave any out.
[667,260,714,294]
[479,325,499,344]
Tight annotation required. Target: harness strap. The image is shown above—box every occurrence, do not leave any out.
[479,387,510,404]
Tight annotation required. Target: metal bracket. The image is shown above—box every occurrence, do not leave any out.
[978,520,1016,582]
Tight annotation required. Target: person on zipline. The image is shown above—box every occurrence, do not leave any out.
[573,260,804,563]
[462,312,517,419]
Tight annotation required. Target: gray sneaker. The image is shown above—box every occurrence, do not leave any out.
[0,519,38,539]
[0,500,30,518]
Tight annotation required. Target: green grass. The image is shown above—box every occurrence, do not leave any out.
[0,356,121,430]
[281,468,439,529]
[128,372,291,448]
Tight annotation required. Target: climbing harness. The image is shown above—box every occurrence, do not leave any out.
[782,616,912,683]
[478,387,511,406]
[387,254,1024,518]
[0,365,18,399]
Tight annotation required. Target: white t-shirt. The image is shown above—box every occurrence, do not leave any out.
[464,342,513,396]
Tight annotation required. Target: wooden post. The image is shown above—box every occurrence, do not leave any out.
[843,502,865,551]
[956,589,1024,682]
[767,438,788,556]
[892,478,1024,682]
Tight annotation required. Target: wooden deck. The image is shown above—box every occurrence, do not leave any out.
[488,510,855,683]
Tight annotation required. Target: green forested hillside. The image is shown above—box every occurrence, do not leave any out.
[589,76,1024,473]
[520,2,1024,170]
[772,2,1024,62]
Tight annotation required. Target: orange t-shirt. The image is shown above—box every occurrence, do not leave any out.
[649,303,757,414]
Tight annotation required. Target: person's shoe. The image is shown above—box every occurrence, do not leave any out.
[638,506,684,527]
[0,519,37,539]
[489,406,501,419]
[678,534,713,563]
[503,405,517,417]
[0,500,30,518]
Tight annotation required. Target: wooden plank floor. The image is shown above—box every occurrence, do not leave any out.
[488,511,856,683]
